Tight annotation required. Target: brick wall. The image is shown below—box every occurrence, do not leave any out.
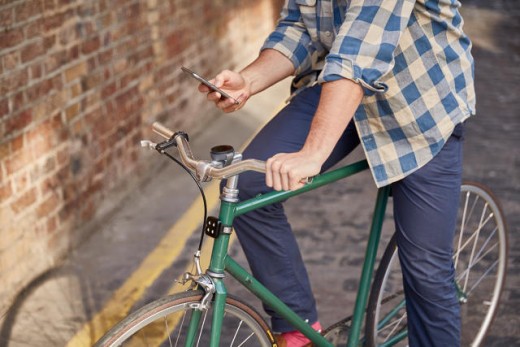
[0,0,283,312]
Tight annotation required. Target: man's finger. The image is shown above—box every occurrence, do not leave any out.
[266,158,273,188]
[207,91,222,103]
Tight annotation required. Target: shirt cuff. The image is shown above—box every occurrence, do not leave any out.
[261,33,313,76]
[318,55,389,94]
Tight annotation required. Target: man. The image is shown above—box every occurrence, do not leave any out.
[199,0,474,346]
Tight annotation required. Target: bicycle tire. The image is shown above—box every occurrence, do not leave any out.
[365,182,508,347]
[94,289,276,347]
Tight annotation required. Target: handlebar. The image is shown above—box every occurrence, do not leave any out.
[151,122,266,181]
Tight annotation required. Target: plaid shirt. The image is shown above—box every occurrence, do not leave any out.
[262,0,475,187]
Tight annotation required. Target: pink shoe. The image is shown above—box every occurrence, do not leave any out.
[274,321,322,347]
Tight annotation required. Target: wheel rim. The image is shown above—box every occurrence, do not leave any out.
[101,294,272,347]
[455,184,507,346]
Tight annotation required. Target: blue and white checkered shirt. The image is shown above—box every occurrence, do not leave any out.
[262,0,475,187]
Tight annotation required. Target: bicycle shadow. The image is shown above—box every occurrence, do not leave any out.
[0,264,100,347]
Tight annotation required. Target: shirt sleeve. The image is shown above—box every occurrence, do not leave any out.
[319,0,415,94]
[261,0,316,75]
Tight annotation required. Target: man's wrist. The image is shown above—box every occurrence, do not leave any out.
[239,69,256,96]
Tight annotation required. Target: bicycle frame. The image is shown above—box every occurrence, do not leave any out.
[196,159,391,347]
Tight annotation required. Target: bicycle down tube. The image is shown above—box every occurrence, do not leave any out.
[198,159,390,347]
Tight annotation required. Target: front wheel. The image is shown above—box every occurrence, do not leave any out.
[365,182,508,347]
[95,290,275,347]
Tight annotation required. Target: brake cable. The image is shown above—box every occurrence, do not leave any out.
[158,148,208,253]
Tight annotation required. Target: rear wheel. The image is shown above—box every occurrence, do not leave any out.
[365,182,508,347]
[95,289,275,347]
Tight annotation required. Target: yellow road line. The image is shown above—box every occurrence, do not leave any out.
[66,182,220,346]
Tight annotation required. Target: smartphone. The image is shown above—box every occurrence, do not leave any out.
[181,66,239,104]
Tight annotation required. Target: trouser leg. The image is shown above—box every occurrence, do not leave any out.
[230,85,360,332]
[392,124,465,346]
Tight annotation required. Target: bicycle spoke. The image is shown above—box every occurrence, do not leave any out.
[456,237,498,279]
[230,320,244,347]
[464,203,489,291]
[196,309,209,347]
[453,212,494,260]
[165,316,173,347]
[174,310,188,347]
[381,312,407,343]
[236,332,255,347]
[455,190,472,269]
[467,259,499,295]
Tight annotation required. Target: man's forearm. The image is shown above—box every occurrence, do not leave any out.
[302,79,364,162]
[240,49,295,96]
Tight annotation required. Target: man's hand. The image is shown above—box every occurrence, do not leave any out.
[266,150,325,191]
[198,70,251,113]
[266,79,364,191]
[198,49,295,114]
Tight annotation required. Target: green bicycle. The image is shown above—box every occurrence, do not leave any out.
[95,122,508,347]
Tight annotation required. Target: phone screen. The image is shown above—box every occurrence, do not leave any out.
[181,67,239,104]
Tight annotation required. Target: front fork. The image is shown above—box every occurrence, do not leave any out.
[180,261,227,347]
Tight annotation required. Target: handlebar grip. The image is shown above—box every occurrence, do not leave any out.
[152,122,174,139]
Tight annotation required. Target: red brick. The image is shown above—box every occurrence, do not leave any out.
[11,134,24,153]
[0,98,8,118]
[29,63,43,80]
[43,35,56,51]
[81,35,100,55]
[0,28,24,50]
[68,44,79,60]
[65,61,87,82]
[40,174,58,196]
[0,182,12,201]
[0,7,14,28]
[3,51,19,70]
[24,17,44,40]
[15,0,43,22]
[65,102,81,121]
[5,149,32,175]
[26,79,53,101]
[0,142,9,160]
[0,69,29,95]
[44,50,67,73]
[43,0,56,10]
[44,11,66,31]
[36,193,60,218]
[21,40,45,63]
[101,82,116,99]
[11,92,25,113]
[5,110,32,136]
[13,171,29,193]
[11,187,37,213]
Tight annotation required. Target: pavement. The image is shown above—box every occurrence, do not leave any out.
[0,1,519,346]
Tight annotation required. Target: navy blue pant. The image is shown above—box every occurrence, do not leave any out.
[230,85,463,346]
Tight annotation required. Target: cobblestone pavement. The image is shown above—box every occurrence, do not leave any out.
[0,1,518,346]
